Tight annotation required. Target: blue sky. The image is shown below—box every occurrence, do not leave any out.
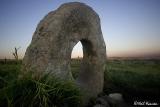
[0,0,160,59]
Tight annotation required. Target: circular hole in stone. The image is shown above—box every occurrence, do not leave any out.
[71,41,83,79]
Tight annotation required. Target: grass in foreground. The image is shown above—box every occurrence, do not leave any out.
[0,63,82,107]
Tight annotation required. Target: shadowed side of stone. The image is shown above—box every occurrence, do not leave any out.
[22,2,106,105]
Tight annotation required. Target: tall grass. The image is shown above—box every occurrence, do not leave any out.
[0,64,82,107]
[0,63,20,88]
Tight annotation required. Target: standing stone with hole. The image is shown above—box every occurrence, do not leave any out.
[22,2,106,105]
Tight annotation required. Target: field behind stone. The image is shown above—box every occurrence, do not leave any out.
[71,58,160,104]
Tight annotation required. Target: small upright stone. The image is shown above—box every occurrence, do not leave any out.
[109,93,123,102]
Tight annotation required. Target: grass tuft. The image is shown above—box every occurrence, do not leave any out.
[0,64,82,107]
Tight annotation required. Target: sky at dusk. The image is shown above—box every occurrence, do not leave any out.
[0,0,160,59]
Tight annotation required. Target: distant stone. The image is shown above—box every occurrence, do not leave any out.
[108,93,128,107]
[94,94,129,107]
[22,2,106,105]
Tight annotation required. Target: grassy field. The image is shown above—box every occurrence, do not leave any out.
[71,58,160,104]
[0,58,160,106]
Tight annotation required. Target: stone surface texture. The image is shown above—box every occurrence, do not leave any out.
[22,2,106,104]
